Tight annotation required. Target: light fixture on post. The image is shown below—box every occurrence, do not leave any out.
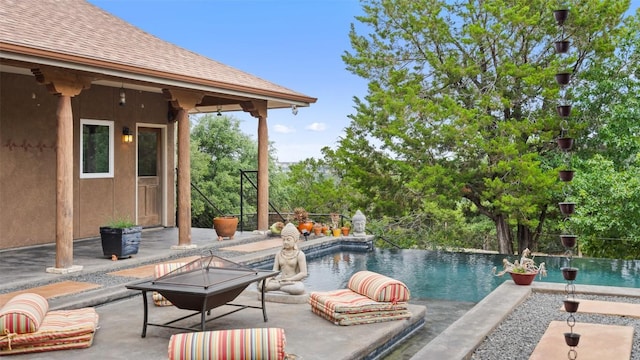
[216,105,222,116]
[119,85,126,106]
[291,105,298,116]
[122,127,133,143]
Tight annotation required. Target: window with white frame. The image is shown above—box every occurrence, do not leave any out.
[80,119,114,178]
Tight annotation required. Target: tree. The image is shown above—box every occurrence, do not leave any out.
[334,0,633,253]
[190,114,287,228]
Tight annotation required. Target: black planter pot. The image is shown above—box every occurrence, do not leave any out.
[557,137,574,150]
[562,267,579,281]
[554,9,569,26]
[559,202,576,216]
[100,226,142,259]
[564,332,580,347]
[559,170,574,182]
[554,41,570,54]
[555,72,571,85]
[560,234,578,248]
[557,104,572,117]
[564,299,580,313]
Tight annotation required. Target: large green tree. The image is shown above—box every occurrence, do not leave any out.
[334,0,633,253]
[190,114,288,228]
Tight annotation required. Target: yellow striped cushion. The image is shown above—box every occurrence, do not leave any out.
[168,328,287,360]
[0,293,49,334]
[153,262,186,306]
[347,271,410,303]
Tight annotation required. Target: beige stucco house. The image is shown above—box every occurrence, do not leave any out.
[0,0,316,271]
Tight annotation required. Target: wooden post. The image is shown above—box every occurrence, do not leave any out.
[241,100,269,231]
[55,95,74,268]
[32,67,91,272]
[163,89,204,247]
[257,115,269,231]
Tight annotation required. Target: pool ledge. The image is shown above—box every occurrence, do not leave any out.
[410,282,640,360]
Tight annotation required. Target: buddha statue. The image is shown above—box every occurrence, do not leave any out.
[263,223,308,295]
[352,209,366,236]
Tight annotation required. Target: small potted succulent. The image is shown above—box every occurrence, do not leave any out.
[493,248,547,285]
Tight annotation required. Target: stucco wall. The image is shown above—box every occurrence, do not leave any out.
[0,72,176,250]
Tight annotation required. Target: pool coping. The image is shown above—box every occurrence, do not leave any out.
[411,281,640,359]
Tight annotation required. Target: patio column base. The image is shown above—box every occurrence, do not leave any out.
[45,265,83,274]
[170,244,198,250]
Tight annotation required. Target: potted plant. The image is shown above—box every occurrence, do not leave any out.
[293,207,313,234]
[213,215,239,241]
[312,222,324,236]
[341,220,351,236]
[493,248,547,285]
[330,212,342,236]
[100,216,142,260]
[270,221,285,235]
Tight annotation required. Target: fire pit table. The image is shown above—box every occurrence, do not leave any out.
[126,253,278,337]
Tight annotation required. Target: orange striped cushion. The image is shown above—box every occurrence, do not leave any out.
[0,293,49,334]
[347,271,410,303]
[0,307,98,355]
[168,328,287,360]
[153,262,186,306]
[309,289,408,314]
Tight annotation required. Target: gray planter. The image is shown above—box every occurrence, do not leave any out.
[100,226,142,259]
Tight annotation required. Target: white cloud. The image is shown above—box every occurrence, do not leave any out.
[273,124,295,134]
[306,122,326,132]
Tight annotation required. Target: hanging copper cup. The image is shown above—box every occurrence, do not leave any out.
[557,104,572,117]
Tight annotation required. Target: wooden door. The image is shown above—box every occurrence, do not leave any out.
[137,128,162,227]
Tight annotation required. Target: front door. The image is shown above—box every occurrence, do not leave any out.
[137,127,162,227]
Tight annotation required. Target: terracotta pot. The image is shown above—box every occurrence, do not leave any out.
[554,9,569,26]
[297,221,313,234]
[564,332,580,347]
[509,271,537,285]
[341,227,350,236]
[555,71,571,84]
[213,216,238,241]
[557,104,572,117]
[564,299,580,313]
[312,225,323,235]
[558,170,575,182]
[559,202,576,216]
[554,41,570,54]
[557,137,574,150]
[560,234,578,248]
[562,267,579,281]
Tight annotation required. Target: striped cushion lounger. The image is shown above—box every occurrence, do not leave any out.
[168,327,294,360]
[308,271,412,326]
[153,262,186,306]
[0,293,99,355]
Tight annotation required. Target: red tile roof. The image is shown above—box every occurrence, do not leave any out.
[0,0,316,104]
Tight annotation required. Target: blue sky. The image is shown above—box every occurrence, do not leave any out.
[88,0,639,162]
[88,0,368,163]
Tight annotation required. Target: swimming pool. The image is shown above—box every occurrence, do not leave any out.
[302,248,640,303]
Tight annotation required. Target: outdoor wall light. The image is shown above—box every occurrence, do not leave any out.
[119,86,126,106]
[291,105,298,116]
[122,127,133,143]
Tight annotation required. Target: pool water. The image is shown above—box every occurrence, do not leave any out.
[303,248,640,303]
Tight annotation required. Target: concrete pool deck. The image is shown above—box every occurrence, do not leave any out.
[0,228,428,359]
[1,228,639,359]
